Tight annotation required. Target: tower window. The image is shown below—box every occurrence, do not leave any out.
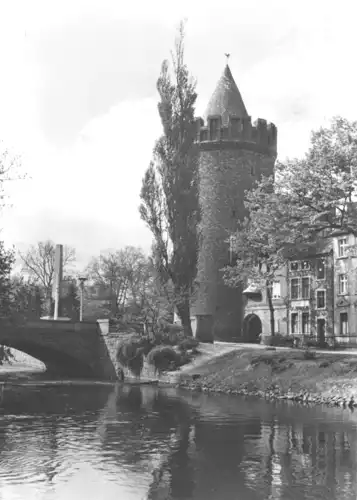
[232,209,236,218]
[250,165,255,176]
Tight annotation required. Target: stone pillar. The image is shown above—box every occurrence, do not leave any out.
[52,244,63,319]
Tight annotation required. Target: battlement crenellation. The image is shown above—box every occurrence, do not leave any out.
[196,114,277,153]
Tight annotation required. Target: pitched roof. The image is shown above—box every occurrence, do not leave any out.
[203,64,248,126]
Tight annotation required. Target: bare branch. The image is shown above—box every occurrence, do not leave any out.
[19,240,76,294]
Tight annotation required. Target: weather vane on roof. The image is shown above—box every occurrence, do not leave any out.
[225,53,230,63]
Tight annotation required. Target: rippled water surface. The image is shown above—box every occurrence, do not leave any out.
[0,382,356,499]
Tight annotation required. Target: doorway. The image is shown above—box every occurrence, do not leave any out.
[243,314,262,343]
[317,318,326,344]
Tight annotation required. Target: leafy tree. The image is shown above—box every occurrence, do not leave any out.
[9,274,44,319]
[0,244,16,363]
[223,117,357,336]
[223,186,293,337]
[85,246,150,318]
[0,243,16,318]
[139,21,200,335]
[0,142,25,209]
[0,142,26,362]
[273,116,357,238]
[61,275,80,320]
[19,240,76,313]
[126,253,174,334]
[0,145,25,319]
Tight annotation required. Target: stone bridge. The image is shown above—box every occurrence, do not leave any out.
[0,318,120,380]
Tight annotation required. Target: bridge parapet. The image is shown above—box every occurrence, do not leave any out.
[27,319,99,333]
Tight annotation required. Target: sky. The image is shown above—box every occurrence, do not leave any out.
[0,0,357,269]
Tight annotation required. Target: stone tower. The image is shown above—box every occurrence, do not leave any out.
[194,64,277,342]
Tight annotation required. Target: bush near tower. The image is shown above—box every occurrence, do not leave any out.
[139,21,199,336]
[223,117,357,335]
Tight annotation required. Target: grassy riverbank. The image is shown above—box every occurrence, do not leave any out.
[3,343,357,411]
[175,346,357,408]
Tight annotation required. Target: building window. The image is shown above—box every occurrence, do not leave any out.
[290,261,299,271]
[302,312,309,334]
[301,260,310,270]
[339,274,348,295]
[316,257,325,280]
[338,238,348,257]
[272,281,281,299]
[290,278,299,299]
[317,290,326,309]
[340,312,348,335]
[291,313,298,334]
[301,277,310,299]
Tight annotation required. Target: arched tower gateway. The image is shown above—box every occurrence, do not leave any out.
[194,64,277,342]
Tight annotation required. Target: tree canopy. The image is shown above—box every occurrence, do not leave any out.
[85,246,150,318]
[19,240,76,294]
[274,116,357,238]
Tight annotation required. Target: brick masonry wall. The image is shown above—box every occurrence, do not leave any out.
[196,146,275,341]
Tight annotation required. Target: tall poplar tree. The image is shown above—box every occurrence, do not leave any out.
[139,21,199,335]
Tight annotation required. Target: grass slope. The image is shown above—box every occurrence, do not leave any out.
[179,348,357,401]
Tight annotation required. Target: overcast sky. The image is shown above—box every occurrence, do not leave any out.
[0,0,356,268]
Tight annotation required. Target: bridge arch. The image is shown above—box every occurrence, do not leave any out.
[0,319,117,380]
[1,339,97,378]
[243,314,262,343]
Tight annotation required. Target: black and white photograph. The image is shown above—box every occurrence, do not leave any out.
[0,1,356,498]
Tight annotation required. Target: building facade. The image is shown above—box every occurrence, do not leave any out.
[244,233,357,346]
[332,232,357,344]
[243,266,288,342]
[287,247,334,344]
[194,64,277,342]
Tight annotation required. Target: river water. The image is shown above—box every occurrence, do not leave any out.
[0,382,356,500]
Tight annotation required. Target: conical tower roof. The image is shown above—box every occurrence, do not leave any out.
[203,65,248,126]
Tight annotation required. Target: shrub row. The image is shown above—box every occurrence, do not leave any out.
[267,334,331,350]
[116,327,199,376]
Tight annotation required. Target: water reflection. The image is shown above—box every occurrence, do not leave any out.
[0,383,356,499]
